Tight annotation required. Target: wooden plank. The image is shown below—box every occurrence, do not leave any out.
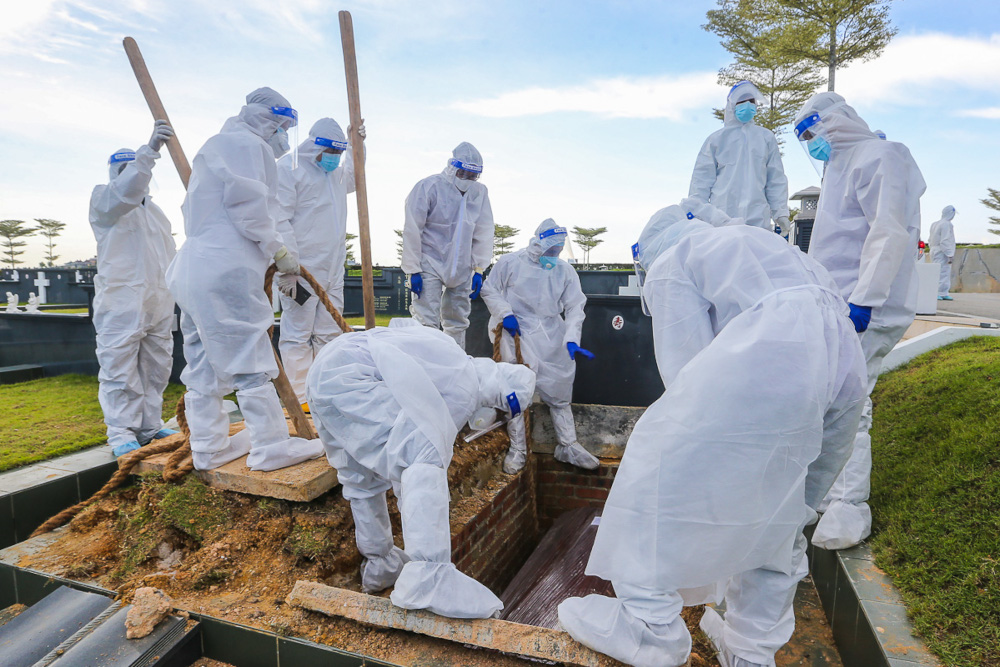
[286,580,615,667]
[338,11,376,330]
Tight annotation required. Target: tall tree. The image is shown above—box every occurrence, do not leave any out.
[981,187,1000,237]
[571,226,607,265]
[775,0,897,91]
[705,0,823,143]
[394,229,405,264]
[34,218,65,267]
[493,224,519,259]
[0,220,37,269]
[345,232,358,266]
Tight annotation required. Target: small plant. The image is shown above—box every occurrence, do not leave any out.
[193,568,232,590]
[283,520,334,561]
[159,477,228,542]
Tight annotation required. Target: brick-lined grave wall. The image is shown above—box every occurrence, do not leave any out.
[535,455,620,530]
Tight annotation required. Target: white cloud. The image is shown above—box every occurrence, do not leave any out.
[452,72,722,120]
[956,107,1000,119]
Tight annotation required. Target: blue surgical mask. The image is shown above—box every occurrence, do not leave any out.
[539,256,557,271]
[808,136,832,162]
[734,102,756,123]
[319,153,341,172]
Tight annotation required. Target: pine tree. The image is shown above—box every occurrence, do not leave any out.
[571,226,607,265]
[394,229,405,264]
[493,224,519,259]
[345,232,358,266]
[34,218,66,267]
[0,220,37,269]
[981,187,1000,237]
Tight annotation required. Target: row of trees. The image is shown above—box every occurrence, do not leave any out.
[391,226,609,266]
[704,0,897,144]
[0,219,66,269]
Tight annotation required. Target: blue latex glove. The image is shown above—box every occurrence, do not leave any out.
[502,315,521,337]
[469,272,484,299]
[848,303,872,333]
[567,342,595,360]
[409,273,422,298]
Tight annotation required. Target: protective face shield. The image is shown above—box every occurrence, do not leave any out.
[632,242,650,316]
[537,225,567,270]
[874,129,887,140]
[734,101,757,123]
[270,105,299,166]
[449,158,482,193]
[108,150,136,180]
[793,112,832,175]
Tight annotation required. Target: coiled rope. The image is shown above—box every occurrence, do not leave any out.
[30,265,350,537]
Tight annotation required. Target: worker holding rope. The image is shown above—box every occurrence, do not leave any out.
[166,87,323,473]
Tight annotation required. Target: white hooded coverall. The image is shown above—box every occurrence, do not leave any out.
[797,93,927,550]
[275,117,360,403]
[689,81,789,230]
[306,326,535,618]
[402,142,494,348]
[929,206,957,297]
[480,218,598,472]
[557,204,867,667]
[166,89,323,473]
[89,145,177,450]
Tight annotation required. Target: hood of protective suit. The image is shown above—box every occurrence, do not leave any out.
[108,147,135,181]
[723,80,761,127]
[470,357,535,417]
[299,117,347,168]
[526,218,567,262]
[636,205,713,271]
[233,87,291,141]
[443,141,483,192]
[794,92,877,153]
[941,205,956,221]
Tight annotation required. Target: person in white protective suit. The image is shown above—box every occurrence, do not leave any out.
[89,121,178,457]
[480,219,600,473]
[689,81,790,231]
[402,142,494,348]
[166,87,323,472]
[557,199,867,667]
[929,206,957,300]
[793,92,926,550]
[306,326,535,618]
[274,117,365,410]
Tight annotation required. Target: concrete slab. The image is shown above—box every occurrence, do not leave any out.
[0,465,73,495]
[287,580,617,667]
[133,450,338,502]
[901,314,999,341]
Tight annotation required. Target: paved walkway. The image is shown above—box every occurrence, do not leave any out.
[940,293,1000,320]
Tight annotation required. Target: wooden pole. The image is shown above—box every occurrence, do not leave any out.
[122,37,192,188]
[122,37,316,440]
[338,11,377,330]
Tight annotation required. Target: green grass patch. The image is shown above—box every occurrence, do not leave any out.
[0,375,185,472]
[344,314,393,328]
[42,308,89,314]
[869,336,1000,666]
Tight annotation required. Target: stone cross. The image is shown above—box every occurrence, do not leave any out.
[34,271,50,304]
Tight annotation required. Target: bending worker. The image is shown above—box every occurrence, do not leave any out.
[402,142,494,348]
[557,199,867,667]
[794,92,926,550]
[166,87,322,472]
[481,219,599,473]
[689,80,790,232]
[275,117,365,410]
[929,206,957,301]
[306,326,535,618]
[89,120,178,457]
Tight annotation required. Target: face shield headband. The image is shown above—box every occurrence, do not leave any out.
[449,158,482,181]
[315,136,348,152]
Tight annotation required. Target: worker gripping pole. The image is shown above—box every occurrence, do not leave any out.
[339,11,377,330]
[121,36,316,440]
[122,37,191,188]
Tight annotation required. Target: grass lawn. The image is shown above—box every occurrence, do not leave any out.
[0,375,185,472]
[344,314,394,327]
[869,336,1000,667]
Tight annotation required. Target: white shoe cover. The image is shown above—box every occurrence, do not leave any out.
[246,436,324,472]
[361,547,410,593]
[699,607,773,667]
[389,561,503,619]
[811,500,872,550]
[557,595,692,667]
[191,429,252,471]
[554,442,600,470]
[502,447,527,474]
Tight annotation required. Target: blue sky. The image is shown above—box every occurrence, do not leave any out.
[1,0,999,267]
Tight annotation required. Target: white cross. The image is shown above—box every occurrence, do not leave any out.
[34,271,50,304]
[74,270,83,283]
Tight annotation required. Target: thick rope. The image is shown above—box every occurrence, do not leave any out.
[30,263,354,537]
[492,322,532,448]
